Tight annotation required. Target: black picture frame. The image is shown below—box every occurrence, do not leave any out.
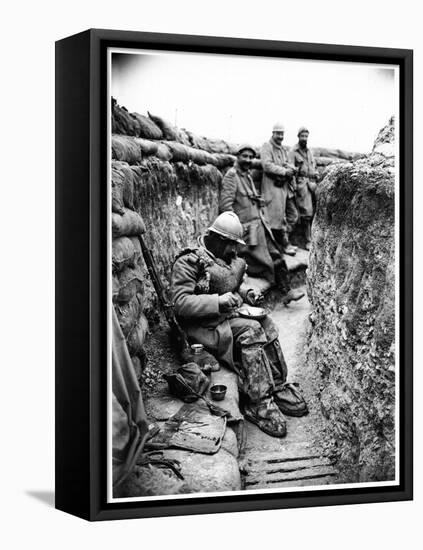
[55,28,413,521]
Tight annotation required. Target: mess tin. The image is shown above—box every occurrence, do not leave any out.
[210,384,227,401]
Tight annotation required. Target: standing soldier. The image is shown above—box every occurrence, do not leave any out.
[291,127,319,250]
[220,144,304,303]
[261,122,298,256]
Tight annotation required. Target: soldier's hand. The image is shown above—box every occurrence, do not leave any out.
[218,292,240,312]
[246,290,264,306]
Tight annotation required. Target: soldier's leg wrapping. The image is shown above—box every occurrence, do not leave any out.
[229,318,274,403]
[229,317,288,437]
[260,317,308,416]
[285,196,299,236]
[260,317,288,388]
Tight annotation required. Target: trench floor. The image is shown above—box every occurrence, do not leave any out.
[242,287,339,490]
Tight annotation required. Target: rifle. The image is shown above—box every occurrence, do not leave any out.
[138,234,190,354]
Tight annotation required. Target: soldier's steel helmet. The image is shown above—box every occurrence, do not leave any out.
[272,122,285,132]
[207,212,246,245]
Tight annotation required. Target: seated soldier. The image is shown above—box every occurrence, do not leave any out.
[170,212,307,438]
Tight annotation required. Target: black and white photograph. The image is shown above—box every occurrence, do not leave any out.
[109,47,400,502]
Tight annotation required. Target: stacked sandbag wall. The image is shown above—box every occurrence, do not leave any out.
[112,206,149,379]
[306,118,396,482]
[111,133,229,338]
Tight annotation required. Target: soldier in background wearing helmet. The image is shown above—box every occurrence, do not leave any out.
[220,144,304,303]
[170,212,308,438]
[291,127,319,250]
[260,123,299,256]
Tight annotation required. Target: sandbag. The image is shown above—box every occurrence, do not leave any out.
[129,165,149,210]
[201,150,215,166]
[155,142,172,161]
[114,461,190,497]
[312,147,361,161]
[315,156,335,167]
[187,147,209,165]
[112,103,138,136]
[131,112,163,140]
[177,128,192,147]
[134,137,159,156]
[186,131,209,151]
[111,163,125,214]
[112,135,142,164]
[112,209,146,238]
[113,266,144,304]
[148,111,178,141]
[190,148,215,166]
[199,164,222,187]
[164,141,190,163]
[112,161,136,212]
[187,131,234,155]
[126,314,149,356]
[211,153,236,169]
[112,236,142,272]
[116,294,142,337]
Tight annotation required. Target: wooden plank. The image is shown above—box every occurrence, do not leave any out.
[246,457,333,476]
[245,475,337,489]
[245,465,337,486]
[246,444,322,464]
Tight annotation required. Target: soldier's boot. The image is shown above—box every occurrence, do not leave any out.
[283,244,297,256]
[273,263,305,304]
[244,397,287,438]
[263,337,288,384]
[263,337,308,417]
[282,288,305,305]
[273,382,309,417]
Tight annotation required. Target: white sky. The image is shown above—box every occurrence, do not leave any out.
[111,50,397,153]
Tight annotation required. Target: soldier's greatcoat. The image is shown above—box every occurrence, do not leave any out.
[260,138,293,230]
[291,143,318,218]
[219,163,281,284]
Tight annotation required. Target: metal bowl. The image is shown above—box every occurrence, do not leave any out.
[237,305,268,320]
[210,384,227,401]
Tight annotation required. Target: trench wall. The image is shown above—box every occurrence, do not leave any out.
[306,118,396,482]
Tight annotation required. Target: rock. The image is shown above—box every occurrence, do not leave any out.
[306,118,396,483]
[163,448,242,493]
[114,463,190,498]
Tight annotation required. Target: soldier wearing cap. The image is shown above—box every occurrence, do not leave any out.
[260,123,298,256]
[220,144,281,284]
[170,212,307,437]
[291,127,319,250]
